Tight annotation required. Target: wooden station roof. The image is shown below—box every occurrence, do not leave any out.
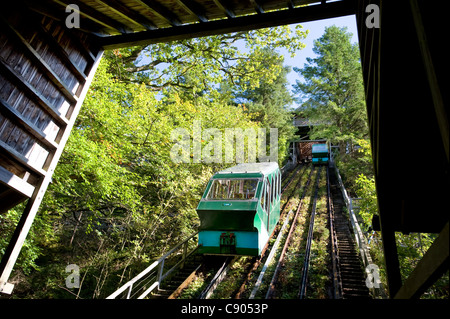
[27,0,326,33]
[24,0,356,49]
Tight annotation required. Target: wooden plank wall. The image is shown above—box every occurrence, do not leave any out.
[355,0,380,175]
[297,141,326,162]
[0,9,103,294]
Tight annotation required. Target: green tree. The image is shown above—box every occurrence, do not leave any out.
[8,54,263,298]
[236,49,297,165]
[293,26,368,156]
[4,27,309,298]
[42,56,261,297]
[108,25,308,96]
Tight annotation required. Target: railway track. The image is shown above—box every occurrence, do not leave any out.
[263,166,321,299]
[328,166,371,298]
[233,164,311,299]
[265,166,315,298]
[150,253,203,299]
[150,163,372,300]
[299,166,322,298]
[223,165,317,299]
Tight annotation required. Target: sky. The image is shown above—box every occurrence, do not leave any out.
[278,14,359,106]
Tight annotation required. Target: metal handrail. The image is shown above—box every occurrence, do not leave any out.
[107,232,198,299]
[330,151,387,298]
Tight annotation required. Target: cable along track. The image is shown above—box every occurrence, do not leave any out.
[263,165,326,299]
[234,165,318,299]
[328,166,371,299]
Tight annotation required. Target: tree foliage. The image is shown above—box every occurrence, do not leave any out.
[2,27,307,298]
[293,26,368,155]
[109,25,307,95]
[236,49,297,165]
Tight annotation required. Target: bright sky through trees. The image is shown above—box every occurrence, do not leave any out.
[282,15,359,107]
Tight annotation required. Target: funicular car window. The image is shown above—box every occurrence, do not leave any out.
[206,179,259,200]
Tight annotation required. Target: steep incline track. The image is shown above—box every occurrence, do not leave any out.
[329,168,370,298]
[151,164,373,300]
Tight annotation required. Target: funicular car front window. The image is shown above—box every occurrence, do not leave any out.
[207,179,259,200]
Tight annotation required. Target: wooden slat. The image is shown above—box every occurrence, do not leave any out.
[100,0,356,49]
[93,0,157,30]
[137,0,182,26]
[35,20,88,84]
[395,222,449,299]
[0,16,78,105]
[0,165,35,198]
[0,140,47,178]
[52,0,132,34]
[0,97,58,151]
[0,56,69,127]
[212,0,235,18]
[175,0,209,23]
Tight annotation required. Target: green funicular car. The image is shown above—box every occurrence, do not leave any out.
[196,162,281,256]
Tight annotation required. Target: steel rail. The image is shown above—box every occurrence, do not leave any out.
[265,166,315,299]
[298,165,322,299]
[327,165,343,299]
[281,164,301,193]
[198,257,234,299]
[249,210,293,299]
[234,164,305,299]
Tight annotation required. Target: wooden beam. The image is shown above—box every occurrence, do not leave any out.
[212,0,235,18]
[0,50,104,295]
[55,25,99,65]
[175,0,208,23]
[287,0,295,10]
[92,0,157,31]
[22,0,105,36]
[0,188,28,215]
[136,0,182,27]
[251,0,265,14]
[410,0,449,162]
[52,0,132,34]
[18,2,99,65]
[0,140,47,178]
[100,0,356,49]
[34,19,88,83]
[0,165,34,198]
[0,56,69,128]
[379,210,402,297]
[395,222,449,299]
[0,97,59,151]
[0,15,78,105]
[372,0,401,297]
